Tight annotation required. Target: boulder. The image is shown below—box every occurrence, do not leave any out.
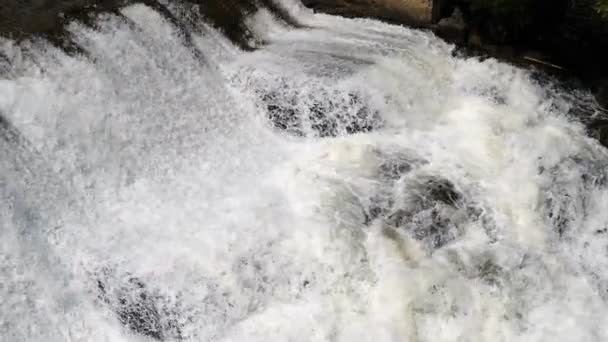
[301,0,438,26]
[435,7,467,44]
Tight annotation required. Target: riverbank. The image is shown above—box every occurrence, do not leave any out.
[302,0,608,107]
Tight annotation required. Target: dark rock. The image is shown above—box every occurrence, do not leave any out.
[424,178,461,206]
[542,156,608,238]
[596,80,608,109]
[587,118,608,148]
[598,124,608,148]
[301,0,437,27]
[0,0,127,38]
[382,177,466,250]
[362,153,425,225]
[435,8,467,44]
[0,112,29,147]
[96,270,184,341]
[467,30,483,48]
[452,0,608,81]
[379,158,414,181]
[260,86,382,138]
[0,0,302,52]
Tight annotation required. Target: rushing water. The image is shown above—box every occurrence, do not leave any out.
[2,1,608,341]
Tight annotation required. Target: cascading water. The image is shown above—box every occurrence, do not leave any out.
[2,1,608,341]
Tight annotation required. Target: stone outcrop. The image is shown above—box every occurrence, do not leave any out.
[0,0,126,38]
[0,0,303,50]
[435,7,466,44]
[301,0,441,26]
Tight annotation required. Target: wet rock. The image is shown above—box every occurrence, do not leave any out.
[261,88,382,138]
[424,178,461,206]
[596,80,608,110]
[541,156,608,238]
[452,0,608,82]
[175,0,303,50]
[587,119,608,148]
[0,52,10,76]
[383,177,466,250]
[0,113,28,146]
[301,0,437,26]
[546,196,571,238]
[96,270,184,341]
[598,125,608,148]
[0,0,301,52]
[378,157,414,181]
[0,0,126,38]
[435,8,467,44]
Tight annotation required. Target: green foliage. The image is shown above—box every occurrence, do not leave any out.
[596,0,608,18]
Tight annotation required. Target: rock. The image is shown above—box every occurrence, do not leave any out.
[587,119,608,148]
[596,80,608,110]
[598,125,608,148]
[96,270,185,341]
[0,0,301,51]
[384,177,464,250]
[301,0,438,26]
[378,157,414,181]
[435,7,467,44]
[259,83,383,138]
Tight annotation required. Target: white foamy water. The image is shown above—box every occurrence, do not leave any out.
[2,2,608,341]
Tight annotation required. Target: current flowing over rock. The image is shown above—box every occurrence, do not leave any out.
[2,1,608,341]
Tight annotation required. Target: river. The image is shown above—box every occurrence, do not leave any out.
[1,1,608,341]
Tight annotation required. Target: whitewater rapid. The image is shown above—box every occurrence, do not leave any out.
[2,1,608,341]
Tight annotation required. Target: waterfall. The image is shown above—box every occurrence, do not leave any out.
[2,1,608,341]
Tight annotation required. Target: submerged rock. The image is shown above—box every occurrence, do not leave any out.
[95,270,185,341]
[359,152,476,252]
[542,156,608,238]
[0,0,302,51]
[260,85,383,138]
[384,178,464,250]
[378,156,416,181]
